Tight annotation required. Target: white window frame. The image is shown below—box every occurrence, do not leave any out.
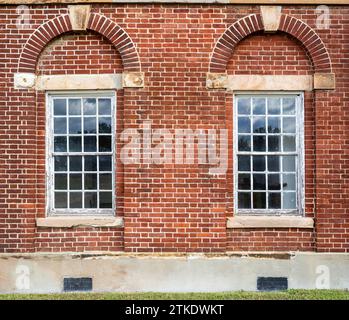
[46,91,116,216]
[233,92,305,216]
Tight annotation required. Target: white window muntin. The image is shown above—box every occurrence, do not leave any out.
[234,92,304,215]
[46,91,116,216]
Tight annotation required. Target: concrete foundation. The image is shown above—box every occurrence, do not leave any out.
[0,252,348,293]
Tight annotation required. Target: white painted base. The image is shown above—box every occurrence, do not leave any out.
[0,252,348,293]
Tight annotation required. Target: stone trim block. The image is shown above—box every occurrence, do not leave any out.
[68,5,91,31]
[227,216,314,229]
[122,72,144,88]
[14,72,36,89]
[36,217,124,228]
[36,73,122,90]
[314,73,335,89]
[260,6,282,32]
[225,74,313,91]
[206,73,228,89]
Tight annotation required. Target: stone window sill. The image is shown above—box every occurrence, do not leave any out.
[227,216,314,229]
[36,216,123,228]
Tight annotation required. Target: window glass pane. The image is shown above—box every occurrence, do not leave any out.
[238,117,250,133]
[238,155,250,171]
[283,192,296,209]
[268,156,280,172]
[98,99,111,115]
[54,118,66,134]
[283,136,296,151]
[55,174,67,190]
[70,192,82,208]
[100,173,112,190]
[253,156,265,172]
[54,137,67,152]
[283,97,296,115]
[54,99,66,116]
[253,136,266,152]
[238,135,251,151]
[283,156,296,172]
[83,98,96,115]
[84,117,96,134]
[268,174,281,190]
[237,98,250,115]
[253,117,266,133]
[268,136,280,152]
[268,98,281,115]
[85,192,97,208]
[85,173,97,190]
[283,173,296,190]
[69,136,82,152]
[68,99,81,115]
[54,156,67,171]
[100,192,112,208]
[238,173,250,190]
[253,192,266,209]
[268,117,280,133]
[70,173,82,190]
[84,136,97,152]
[283,117,296,133]
[238,192,251,209]
[55,192,67,208]
[253,174,266,190]
[69,117,82,134]
[268,192,281,209]
[99,117,112,134]
[69,156,82,171]
[252,98,265,115]
[99,136,112,152]
[85,156,97,171]
[99,156,112,171]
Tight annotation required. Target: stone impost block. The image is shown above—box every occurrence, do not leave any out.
[14,73,36,89]
[314,73,335,90]
[206,73,228,89]
[122,72,144,88]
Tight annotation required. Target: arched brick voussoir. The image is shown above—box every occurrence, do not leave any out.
[87,12,141,72]
[18,12,141,74]
[209,13,332,74]
[18,14,72,73]
[209,14,264,73]
[278,14,332,73]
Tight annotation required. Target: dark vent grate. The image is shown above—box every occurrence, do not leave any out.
[63,277,93,292]
[257,277,288,291]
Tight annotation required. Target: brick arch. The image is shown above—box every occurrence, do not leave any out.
[18,12,141,73]
[209,13,332,74]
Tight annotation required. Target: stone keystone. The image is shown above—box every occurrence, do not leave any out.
[68,5,91,31]
[260,6,282,32]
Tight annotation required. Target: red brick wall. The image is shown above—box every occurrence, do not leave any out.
[0,4,348,253]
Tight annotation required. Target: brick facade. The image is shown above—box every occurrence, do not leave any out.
[0,3,348,253]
